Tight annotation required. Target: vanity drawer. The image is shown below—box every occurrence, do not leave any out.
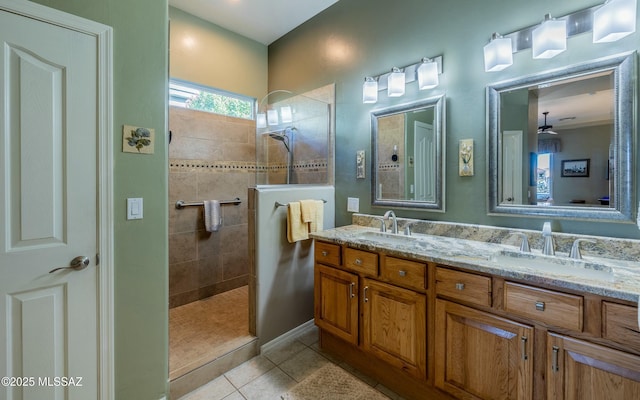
[602,301,640,353]
[435,267,492,307]
[380,256,426,290]
[504,282,583,331]
[344,248,378,276]
[315,241,341,267]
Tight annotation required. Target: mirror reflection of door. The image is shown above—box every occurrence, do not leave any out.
[414,121,435,202]
[502,130,523,204]
[537,153,552,204]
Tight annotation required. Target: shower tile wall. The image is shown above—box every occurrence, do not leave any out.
[169,107,255,308]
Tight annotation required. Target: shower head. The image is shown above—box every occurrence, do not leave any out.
[268,131,290,152]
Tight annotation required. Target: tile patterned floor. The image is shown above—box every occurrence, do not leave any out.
[178,324,405,400]
[170,286,255,380]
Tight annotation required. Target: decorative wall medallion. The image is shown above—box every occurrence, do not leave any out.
[123,125,155,154]
[459,139,474,176]
[356,150,366,179]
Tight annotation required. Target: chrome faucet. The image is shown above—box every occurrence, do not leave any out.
[376,217,387,232]
[509,232,530,252]
[569,239,596,259]
[542,222,555,256]
[404,221,419,236]
[383,210,398,234]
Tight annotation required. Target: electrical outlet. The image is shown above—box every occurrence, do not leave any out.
[347,197,359,213]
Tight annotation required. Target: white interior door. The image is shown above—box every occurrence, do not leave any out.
[502,130,523,204]
[0,3,112,399]
[414,121,435,202]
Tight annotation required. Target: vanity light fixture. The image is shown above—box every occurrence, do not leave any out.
[484,0,637,72]
[387,67,405,97]
[593,0,637,43]
[483,33,513,72]
[417,58,439,90]
[363,76,378,103]
[532,14,567,59]
[361,55,443,104]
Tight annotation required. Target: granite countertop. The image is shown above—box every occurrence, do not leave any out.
[311,224,640,304]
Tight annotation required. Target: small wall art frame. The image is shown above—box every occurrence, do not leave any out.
[123,125,155,154]
[459,139,473,176]
[561,158,589,177]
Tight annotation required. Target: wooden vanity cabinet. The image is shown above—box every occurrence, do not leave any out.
[314,244,428,381]
[314,239,640,400]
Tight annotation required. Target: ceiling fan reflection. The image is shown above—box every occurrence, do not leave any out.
[538,111,558,135]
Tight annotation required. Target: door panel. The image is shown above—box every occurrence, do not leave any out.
[547,333,640,400]
[1,7,100,399]
[362,278,427,379]
[414,121,435,202]
[435,300,533,400]
[502,130,523,204]
[7,45,66,248]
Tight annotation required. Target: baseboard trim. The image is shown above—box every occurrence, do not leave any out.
[260,319,315,354]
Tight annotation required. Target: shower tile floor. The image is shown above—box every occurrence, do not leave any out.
[170,286,255,380]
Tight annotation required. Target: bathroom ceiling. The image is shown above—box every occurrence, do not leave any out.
[168,0,340,45]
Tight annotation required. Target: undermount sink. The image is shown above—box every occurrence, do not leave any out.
[491,249,615,280]
[355,231,432,248]
[356,231,409,243]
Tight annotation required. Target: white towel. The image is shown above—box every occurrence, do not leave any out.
[204,200,222,232]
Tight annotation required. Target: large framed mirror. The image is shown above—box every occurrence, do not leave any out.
[487,52,635,222]
[371,95,445,210]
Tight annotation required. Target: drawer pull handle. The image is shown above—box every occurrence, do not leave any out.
[355,258,362,265]
[455,283,465,291]
[321,251,328,256]
[521,336,528,360]
[551,346,560,372]
[535,301,546,311]
[363,286,369,302]
[399,270,406,277]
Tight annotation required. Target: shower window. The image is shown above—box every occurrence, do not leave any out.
[169,78,254,120]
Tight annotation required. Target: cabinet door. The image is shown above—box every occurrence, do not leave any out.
[435,299,533,400]
[314,264,359,344]
[547,333,640,400]
[361,278,427,380]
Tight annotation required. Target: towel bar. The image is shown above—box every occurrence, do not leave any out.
[175,198,241,209]
[275,199,327,208]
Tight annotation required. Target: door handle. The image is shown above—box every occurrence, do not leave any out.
[49,256,90,273]
[363,286,369,303]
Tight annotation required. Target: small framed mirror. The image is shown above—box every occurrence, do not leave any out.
[487,52,635,221]
[371,95,445,211]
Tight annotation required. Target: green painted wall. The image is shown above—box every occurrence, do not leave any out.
[169,7,268,100]
[29,0,169,398]
[268,0,640,239]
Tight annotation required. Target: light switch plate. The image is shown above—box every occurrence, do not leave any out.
[127,198,143,220]
[347,197,359,213]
